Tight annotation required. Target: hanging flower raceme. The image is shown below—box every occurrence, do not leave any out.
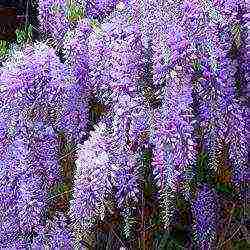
[0,122,56,247]
[88,4,143,100]
[85,0,119,19]
[0,42,88,143]
[38,0,70,41]
[0,42,88,242]
[188,6,248,184]
[151,76,197,190]
[31,212,74,249]
[191,185,218,249]
[149,22,197,226]
[70,115,142,237]
[70,122,113,232]
[0,119,60,237]
[63,19,93,93]
[151,25,197,188]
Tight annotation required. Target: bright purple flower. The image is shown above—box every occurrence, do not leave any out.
[38,0,70,41]
[85,0,119,19]
[31,213,74,249]
[110,93,151,149]
[88,7,143,98]
[191,185,218,249]
[226,102,248,186]
[17,174,47,234]
[0,177,20,247]
[63,19,92,91]
[32,122,61,186]
[0,42,88,143]
[189,4,248,180]
[151,69,197,195]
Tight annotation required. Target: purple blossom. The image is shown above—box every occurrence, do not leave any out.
[189,4,248,179]
[71,115,141,232]
[85,0,119,19]
[63,19,92,91]
[191,185,218,249]
[31,213,74,249]
[151,69,197,194]
[226,102,248,186]
[110,93,151,149]
[32,122,61,186]
[88,7,143,98]
[0,42,88,143]
[38,0,70,41]
[0,177,21,247]
[70,122,113,226]
[17,174,47,234]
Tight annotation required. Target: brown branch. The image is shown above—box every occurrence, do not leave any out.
[217,226,241,249]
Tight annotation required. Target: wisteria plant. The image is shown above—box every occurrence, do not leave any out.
[0,0,248,249]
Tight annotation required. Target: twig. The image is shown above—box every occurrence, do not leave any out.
[47,190,73,201]
[217,203,235,248]
[110,227,126,248]
[144,224,158,232]
[25,0,29,27]
[217,226,241,249]
[58,146,78,160]
[224,203,236,237]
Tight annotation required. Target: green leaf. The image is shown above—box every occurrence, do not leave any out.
[50,182,69,197]
[216,183,232,194]
[67,4,84,21]
[196,152,208,183]
[232,239,250,250]
[16,28,28,44]
[192,61,201,72]
[27,24,33,40]
[0,40,8,57]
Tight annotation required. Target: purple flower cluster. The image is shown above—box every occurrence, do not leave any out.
[63,19,92,91]
[0,0,247,248]
[70,118,141,228]
[88,5,143,98]
[191,185,218,249]
[151,81,197,192]
[70,122,113,231]
[0,42,88,142]
[0,120,60,243]
[31,212,74,249]
[85,0,119,19]
[188,2,248,184]
[0,42,87,246]
[38,0,70,41]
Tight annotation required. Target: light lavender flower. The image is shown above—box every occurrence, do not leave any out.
[70,122,113,228]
